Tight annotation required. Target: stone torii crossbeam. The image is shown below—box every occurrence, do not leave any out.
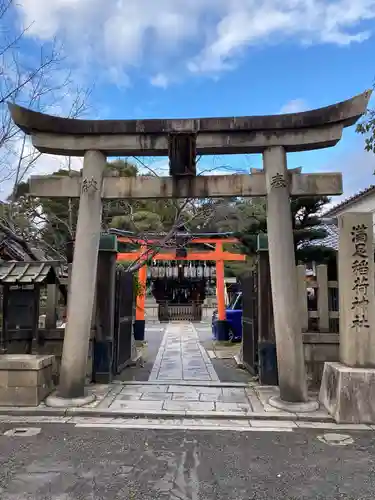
[8,90,371,408]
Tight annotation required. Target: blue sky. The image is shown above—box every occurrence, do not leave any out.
[6,0,375,203]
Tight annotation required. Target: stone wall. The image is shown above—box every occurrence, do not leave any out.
[303,333,339,389]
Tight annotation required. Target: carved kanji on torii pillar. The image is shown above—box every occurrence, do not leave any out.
[8,90,372,406]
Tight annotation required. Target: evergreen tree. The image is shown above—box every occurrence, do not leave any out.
[235,196,336,264]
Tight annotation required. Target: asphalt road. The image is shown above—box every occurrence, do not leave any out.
[0,424,374,499]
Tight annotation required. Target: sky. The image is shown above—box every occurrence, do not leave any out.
[3,0,375,206]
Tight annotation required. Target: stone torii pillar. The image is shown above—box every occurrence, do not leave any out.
[263,147,308,404]
[58,150,106,403]
[8,90,371,406]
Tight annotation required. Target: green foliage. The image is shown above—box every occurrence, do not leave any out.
[111,210,164,232]
[235,196,336,264]
[356,105,375,153]
[9,160,335,271]
[10,159,179,258]
[107,160,138,177]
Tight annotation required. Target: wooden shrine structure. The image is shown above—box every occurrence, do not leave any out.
[117,233,245,336]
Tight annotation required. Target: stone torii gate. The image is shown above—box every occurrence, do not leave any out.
[8,90,371,407]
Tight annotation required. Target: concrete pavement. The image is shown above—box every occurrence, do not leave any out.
[0,422,374,498]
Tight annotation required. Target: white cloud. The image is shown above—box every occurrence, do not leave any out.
[150,73,169,89]
[15,0,375,80]
[0,133,83,200]
[335,148,375,198]
[280,98,309,114]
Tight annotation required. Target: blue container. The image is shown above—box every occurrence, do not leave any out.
[211,292,243,342]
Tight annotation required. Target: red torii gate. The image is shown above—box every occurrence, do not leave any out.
[117,236,246,334]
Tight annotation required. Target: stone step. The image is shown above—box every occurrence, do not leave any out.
[0,407,335,423]
[111,380,253,388]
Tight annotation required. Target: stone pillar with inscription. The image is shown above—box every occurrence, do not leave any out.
[263,146,310,407]
[47,150,106,406]
[320,212,375,423]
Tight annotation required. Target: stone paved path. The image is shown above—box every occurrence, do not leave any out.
[106,383,257,413]
[148,322,219,382]
[23,322,330,420]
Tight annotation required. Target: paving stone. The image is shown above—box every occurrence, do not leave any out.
[172,393,201,401]
[149,322,219,383]
[199,393,249,403]
[157,375,183,381]
[163,401,215,412]
[113,418,184,426]
[109,400,164,411]
[168,385,222,395]
[121,385,168,393]
[245,391,265,412]
[182,418,251,427]
[215,402,252,413]
[183,374,211,381]
[249,420,297,428]
[204,411,250,419]
[116,394,143,401]
[199,393,221,402]
[221,395,250,403]
[222,388,247,396]
[69,417,116,424]
[140,392,173,401]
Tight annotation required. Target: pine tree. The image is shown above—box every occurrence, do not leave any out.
[235,196,336,264]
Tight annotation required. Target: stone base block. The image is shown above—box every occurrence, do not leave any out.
[319,361,375,424]
[0,354,55,407]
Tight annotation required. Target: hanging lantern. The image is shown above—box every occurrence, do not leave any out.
[204,263,210,278]
[160,263,165,278]
[191,263,196,278]
[147,266,152,279]
[211,263,216,279]
[152,263,158,278]
[197,263,203,278]
[173,263,179,278]
[166,262,172,278]
[183,263,189,278]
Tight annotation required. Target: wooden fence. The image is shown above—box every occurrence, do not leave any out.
[297,264,339,334]
[295,264,340,387]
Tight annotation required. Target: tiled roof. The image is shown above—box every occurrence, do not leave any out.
[308,223,339,250]
[0,235,30,261]
[0,261,58,284]
[324,185,375,216]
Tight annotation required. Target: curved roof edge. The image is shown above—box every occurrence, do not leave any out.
[323,185,375,216]
[8,90,372,136]
[108,228,236,239]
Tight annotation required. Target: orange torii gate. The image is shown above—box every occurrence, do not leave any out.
[117,236,246,337]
